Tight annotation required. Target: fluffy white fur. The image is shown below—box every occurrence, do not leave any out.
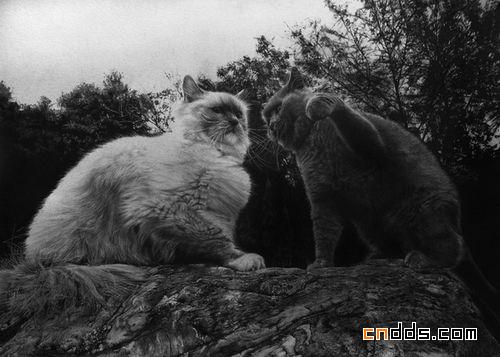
[1,78,264,317]
[26,102,249,263]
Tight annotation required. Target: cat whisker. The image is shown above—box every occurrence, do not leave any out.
[250,137,280,156]
[188,128,208,134]
[245,150,271,170]
[250,137,273,149]
[248,127,268,134]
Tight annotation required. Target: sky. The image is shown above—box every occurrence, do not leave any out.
[0,0,334,104]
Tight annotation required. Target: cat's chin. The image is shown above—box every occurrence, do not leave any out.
[217,134,249,160]
[224,132,239,145]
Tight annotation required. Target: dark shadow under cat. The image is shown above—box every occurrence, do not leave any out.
[236,98,369,268]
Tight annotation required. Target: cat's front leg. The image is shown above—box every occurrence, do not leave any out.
[177,237,265,272]
[308,202,343,270]
[162,213,265,271]
[226,252,266,271]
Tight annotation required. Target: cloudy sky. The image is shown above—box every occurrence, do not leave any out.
[0,0,333,104]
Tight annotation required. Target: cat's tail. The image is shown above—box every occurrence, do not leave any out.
[0,261,147,318]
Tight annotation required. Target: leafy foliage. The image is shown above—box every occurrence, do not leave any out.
[216,36,292,102]
[0,72,177,254]
[291,0,499,179]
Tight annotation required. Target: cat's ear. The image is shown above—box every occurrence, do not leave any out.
[285,67,304,90]
[182,75,204,102]
[236,89,250,100]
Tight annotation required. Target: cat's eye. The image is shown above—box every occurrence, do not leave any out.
[212,107,222,114]
[275,105,282,113]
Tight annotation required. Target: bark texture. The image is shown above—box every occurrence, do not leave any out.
[1,260,499,356]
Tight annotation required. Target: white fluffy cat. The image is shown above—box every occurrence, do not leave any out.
[0,75,265,316]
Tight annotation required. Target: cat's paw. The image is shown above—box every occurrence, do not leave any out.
[227,253,266,272]
[307,259,333,271]
[404,251,434,272]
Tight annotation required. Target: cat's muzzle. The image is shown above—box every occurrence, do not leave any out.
[267,128,277,143]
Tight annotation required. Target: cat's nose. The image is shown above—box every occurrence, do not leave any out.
[228,117,239,127]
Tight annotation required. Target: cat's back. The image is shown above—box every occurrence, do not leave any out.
[26,134,186,256]
[39,134,180,206]
[363,113,431,158]
[26,132,249,257]
[361,113,457,207]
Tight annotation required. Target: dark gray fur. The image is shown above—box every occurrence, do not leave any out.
[263,70,500,335]
[264,68,466,271]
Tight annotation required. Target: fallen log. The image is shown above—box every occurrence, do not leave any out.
[1,260,499,356]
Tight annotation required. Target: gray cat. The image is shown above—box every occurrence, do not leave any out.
[263,68,498,312]
[0,75,265,317]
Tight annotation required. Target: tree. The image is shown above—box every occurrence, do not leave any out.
[58,71,162,158]
[0,72,178,259]
[144,73,181,134]
[216,36,292,102]
[291,0,500,178]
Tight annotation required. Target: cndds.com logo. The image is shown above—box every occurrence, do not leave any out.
[362,322,477,341]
